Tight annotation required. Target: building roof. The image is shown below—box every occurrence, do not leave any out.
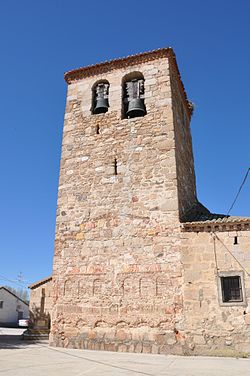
[182,202,250,232]
[0,287,29,306]
[28,276,52,290]
[64,47,193,117]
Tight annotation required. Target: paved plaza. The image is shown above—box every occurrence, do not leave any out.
[0,327,249,376]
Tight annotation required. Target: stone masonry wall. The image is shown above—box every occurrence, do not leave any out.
[169,62,197,220]
[29,279,53,317]
[50,56,189,354]
[50,51,250,357]
[181,229,250,356]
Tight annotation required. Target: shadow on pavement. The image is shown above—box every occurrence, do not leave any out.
[0,334,48,349]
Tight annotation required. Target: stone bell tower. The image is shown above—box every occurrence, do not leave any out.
[50,48,198,354]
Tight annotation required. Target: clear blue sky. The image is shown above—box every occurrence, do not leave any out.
[0,0,249,291]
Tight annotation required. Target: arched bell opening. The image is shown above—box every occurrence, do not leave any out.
[91,80,110,115]
[121,72,146,119]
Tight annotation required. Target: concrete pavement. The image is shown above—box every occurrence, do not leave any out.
[0,327,249,375]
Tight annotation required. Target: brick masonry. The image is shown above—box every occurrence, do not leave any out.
[50,49,250,356]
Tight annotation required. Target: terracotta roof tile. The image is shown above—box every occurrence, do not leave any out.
[182,202,250,231]
[28,276,52,289]
[64,47,193,117]
[64,47,172,83]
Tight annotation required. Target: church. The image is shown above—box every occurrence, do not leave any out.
[49,48,250,356]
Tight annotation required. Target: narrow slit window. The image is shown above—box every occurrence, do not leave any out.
[0,301,3,309]
[234,236,238,245]
[96,125,100,134]
[114,159,118,175]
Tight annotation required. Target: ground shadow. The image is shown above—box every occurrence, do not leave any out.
[0,334,47,349]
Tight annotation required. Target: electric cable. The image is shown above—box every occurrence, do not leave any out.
[0,274,29,288]
[227,168,250,215]
[213,233,250,276]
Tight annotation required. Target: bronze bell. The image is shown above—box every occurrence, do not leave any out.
[126,98,146,118]
[93,98,109,114]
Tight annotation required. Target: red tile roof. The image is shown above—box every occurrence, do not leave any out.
[28,276,52,289]
[182,202,250,232]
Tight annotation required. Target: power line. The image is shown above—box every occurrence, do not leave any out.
[213,233,250,276]
[0,274,29,288]
[227,168,250,215]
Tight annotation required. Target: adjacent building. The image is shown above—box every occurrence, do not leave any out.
[29,276,53,319]
[49,48,250,356]
[0,287,29,326]
[26,276,52,338]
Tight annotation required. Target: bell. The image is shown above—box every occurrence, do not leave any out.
[93,98,109,114]
[126,98,146,118]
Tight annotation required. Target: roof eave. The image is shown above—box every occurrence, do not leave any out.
[182,220,250,232]
[64,47,172,83]
[0,287,29,306]
[63,47,193,118]
[28,276,52,289]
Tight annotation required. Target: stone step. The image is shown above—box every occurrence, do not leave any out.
[22,329,50,340]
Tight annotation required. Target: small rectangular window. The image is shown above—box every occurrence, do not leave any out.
[221,276,242,302]
[0,301,3,309]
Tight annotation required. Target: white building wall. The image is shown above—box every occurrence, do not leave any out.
[0,288,29,326]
